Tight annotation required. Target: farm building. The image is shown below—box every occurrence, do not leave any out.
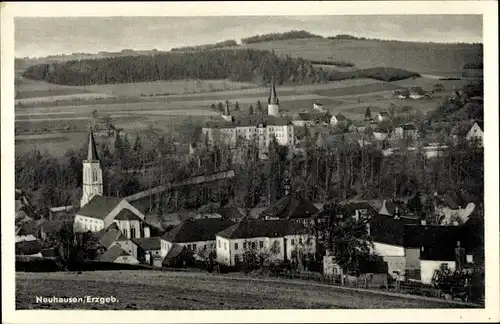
[292,112,331,127]
[161,217,235,259]
[215,219,315,267]
[133,237,167,267]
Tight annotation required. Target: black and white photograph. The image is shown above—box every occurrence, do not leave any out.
[2,1,499,323]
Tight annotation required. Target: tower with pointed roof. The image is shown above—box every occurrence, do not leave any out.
[268,80,280,117]
[81,129,103,207]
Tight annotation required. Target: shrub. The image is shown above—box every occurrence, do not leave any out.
[16,256,65,272]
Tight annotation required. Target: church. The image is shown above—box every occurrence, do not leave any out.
[73,130,152,239]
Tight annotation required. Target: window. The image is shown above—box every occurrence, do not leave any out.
[218,240,221,248]
[234,242,238,250]
[130,227,136,239]
[259,241,263,248]
[243,242,247,249]
[193,244,197,251]
[204,244,207,250]
[251,242,256,249]
[234,254,240,264]
[224,243,227,250]
[299,238,303,245]
[291,239,295,246]
[188,244,192,250]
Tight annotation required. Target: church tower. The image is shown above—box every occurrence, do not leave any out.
[81,129,103,207]
[268,80,280,117]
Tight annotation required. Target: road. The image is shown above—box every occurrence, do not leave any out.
[15,270,477,310]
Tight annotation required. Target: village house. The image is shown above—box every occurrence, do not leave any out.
[161,217,235,258]
[408,87,426,100]
[403,218,482,285]
[393,123,418,141]
[215,219,315,267]
[313,102,326,112]
[342,202,377,221]
[133,237,168,267]
[376,111,390,122]
[98,245,139,264]
[330,113,348,126]
[260,191,319,224]
[450,120,484,147]
[372,125,392,141]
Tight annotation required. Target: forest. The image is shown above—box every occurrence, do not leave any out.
[170,40,238,52]
[22,48,420,86]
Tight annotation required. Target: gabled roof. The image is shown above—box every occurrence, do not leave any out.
[76,195,123,219]
[15,239,43,255]
[369,214,420,246]
[164,243,186,260]
[260,193,319,220]
[162,218,235,243]
[114,209,142,221]
[98,227,128,249]
[98,245,131,262]
[473,121,484,131]
[344,202,377,217]
[133,237,162,251]
[217,203,246,222]
[216,219,308,240]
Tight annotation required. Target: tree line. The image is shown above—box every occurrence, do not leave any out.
[171,40,238,52]
[240,30,323,44]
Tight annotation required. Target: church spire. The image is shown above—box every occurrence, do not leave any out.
[268,79,279,105]
[87,128,99,161]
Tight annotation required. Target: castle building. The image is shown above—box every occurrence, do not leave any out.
[201,82,294,153]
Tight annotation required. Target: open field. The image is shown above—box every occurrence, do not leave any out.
[226,38,483,74]
[16,270,475,310]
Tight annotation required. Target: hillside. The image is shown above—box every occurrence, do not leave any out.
[227,38,483,75]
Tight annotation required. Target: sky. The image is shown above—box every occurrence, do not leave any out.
[15,15,483,58]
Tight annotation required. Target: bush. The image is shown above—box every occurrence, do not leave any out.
[16,256,65,272]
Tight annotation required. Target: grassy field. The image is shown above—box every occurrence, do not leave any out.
[15,270,474,310]
[228,38,483,74]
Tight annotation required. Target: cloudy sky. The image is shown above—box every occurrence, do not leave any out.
[15,15,482,58]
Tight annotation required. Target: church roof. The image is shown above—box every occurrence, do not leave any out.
[260,192,319,220]
[76,195,123,220]
[87,129,99,161]
[268,81,279,105]
[114,209,142,221]
[98,227,128,249]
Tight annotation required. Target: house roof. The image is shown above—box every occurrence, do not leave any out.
[15,239,43,255]
[369,214,420,246]
[114,209,142,221]
[297,112,330,121]
[216,219,308,240]
[403,224,471,261]
[162,218,235,243]
[76,195,123,220]
[164,243,185,260]
[344,202,377,217]
[98,228,128,249]
[260,192,319,220]
[378,112,390,117]
[474,121,484,131]
[16,221,37,236]
[98,245,131,262]
[217,203,246,222]
[450,121,475,136]
[133,237,162,251]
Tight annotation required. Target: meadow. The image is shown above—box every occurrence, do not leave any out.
[229,38,483,74]
[16,270,473,310]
